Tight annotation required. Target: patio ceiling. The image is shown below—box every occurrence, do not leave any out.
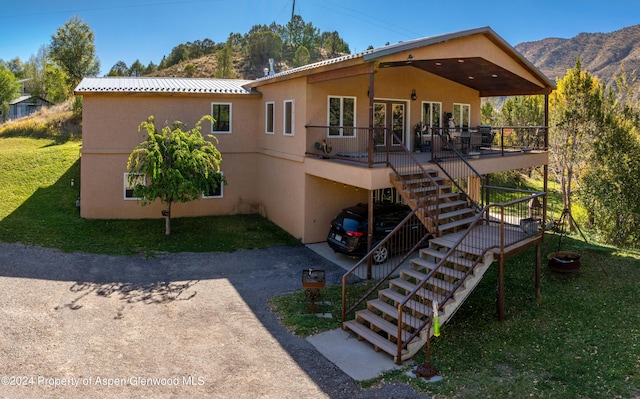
[379,57,551,97]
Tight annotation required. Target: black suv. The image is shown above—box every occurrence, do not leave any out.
[327,202,429,264]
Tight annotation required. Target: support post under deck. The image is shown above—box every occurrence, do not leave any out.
[497,255,505,321]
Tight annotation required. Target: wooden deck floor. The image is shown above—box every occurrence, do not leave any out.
[431,222,542,258]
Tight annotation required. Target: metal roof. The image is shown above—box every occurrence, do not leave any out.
[249,27,555,95]
[75,77,256,94]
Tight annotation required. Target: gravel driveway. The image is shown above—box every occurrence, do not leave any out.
[0,242,429,399]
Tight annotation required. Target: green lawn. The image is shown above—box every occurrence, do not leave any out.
[0,136,298,254]
[272,235,640,398]
[3,132,639,398]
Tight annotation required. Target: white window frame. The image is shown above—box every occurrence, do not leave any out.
[421,101,442,130]
[265,101,275,134]
[327,95,356,137]
[124,172,145,200]
[283,99,294,136]
[211,102,232,134]
[202,172,224,199]
[453,103,471,129]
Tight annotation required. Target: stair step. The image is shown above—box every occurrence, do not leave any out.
[395,169,439,179]
[439,207,475,220]
[389,277,447,303]
[411,256,467,279]
[403,176,444,186]
[343,319,405,358]
[368,299,424,330]
[428,237,487,257]
[400,267,455,292]
[379,288,433,317]
[439,216,476,232]
[424,199,467,212]
[419,247,477,268]
[411,184,451,195]
[356,309,413,342]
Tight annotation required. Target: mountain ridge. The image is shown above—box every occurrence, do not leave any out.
[515,24,640,84]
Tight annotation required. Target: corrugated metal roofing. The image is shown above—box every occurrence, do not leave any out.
[75,77,256,94]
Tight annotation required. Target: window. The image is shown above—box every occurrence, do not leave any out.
[265,102,274,134]
[283,100,294,136]
[202,172,224,199]
[453,103,470,130]
[211,103,232,133]
[124,173,145,200]
[328,96,355,137]
[421,101,442,131]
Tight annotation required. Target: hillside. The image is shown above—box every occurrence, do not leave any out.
[515,24,640,84]
[149,47,339,80]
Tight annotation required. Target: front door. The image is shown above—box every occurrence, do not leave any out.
[373,100,406,149]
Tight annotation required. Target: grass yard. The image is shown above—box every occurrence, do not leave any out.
[271,235,640,399]
[0,134,298,254]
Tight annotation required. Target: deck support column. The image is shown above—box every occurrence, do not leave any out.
[535,242,541,299]
[497,255,505,321]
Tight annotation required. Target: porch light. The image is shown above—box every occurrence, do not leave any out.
[457,59,464,63]
[468,76,474,80]
[411,89,417,101]
[492,74,498,78]
[435,62,442,66]
[406,54,414,64]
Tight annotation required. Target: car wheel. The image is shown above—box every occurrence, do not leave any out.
[372,244,389,264]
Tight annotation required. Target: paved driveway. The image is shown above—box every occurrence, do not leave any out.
[0,242,427,399]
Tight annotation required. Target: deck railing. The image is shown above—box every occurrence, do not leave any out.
[305,125,548,167]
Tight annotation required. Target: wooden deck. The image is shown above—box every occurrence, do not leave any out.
[430,222,543,259]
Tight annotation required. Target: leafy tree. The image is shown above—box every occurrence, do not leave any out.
[144,61,158,75]
[499,95,545,147]
[293,45,310,67]
[183,63,195,77]
[549,60,603,230]
[245,26,283,74]
[581,66,640,246]
[108,61,130,76]
[1,57,26,79]
[480,98,499,126]
[42,62,70,103]
[0,66,21,121]
[165,44,191,68]
[215,45,235,78]
[127,115,225,236]
[286,15,319,49]
[49,16,100,87]
[321,31,350,55]
[129,60,144,77]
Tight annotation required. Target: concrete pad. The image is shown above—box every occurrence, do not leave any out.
[306,328,406,381]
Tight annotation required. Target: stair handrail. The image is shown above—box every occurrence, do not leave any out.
[432,132,485,210]
[341,134,453,322]
[395,191,546,361]
[341,196,432,322]
[386,133,443,232]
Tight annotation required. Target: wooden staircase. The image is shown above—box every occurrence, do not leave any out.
[342,169,494,363]
[390,169,476,236]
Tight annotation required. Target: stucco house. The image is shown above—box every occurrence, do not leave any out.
[75,26,553,242]
[76,26,555,363]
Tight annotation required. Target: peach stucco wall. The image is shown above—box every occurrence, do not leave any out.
[79,31,549,243]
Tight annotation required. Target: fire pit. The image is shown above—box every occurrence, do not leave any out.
[302,269,325,313]
[548,251,582,273]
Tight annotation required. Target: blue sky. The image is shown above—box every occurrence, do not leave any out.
[1,0,639,76]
